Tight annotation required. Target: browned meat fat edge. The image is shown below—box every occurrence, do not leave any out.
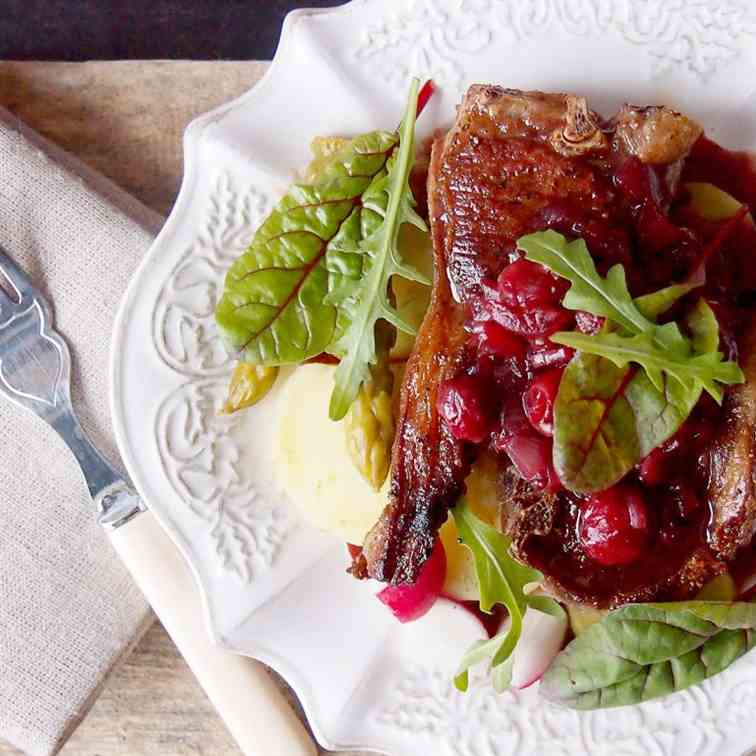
[708,318,756,558]
[352,135,470,584]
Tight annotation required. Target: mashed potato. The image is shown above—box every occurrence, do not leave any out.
[276,362,498,599]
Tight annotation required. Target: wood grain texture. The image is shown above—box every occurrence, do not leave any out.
[0,60,268,216]
[2,621,242,756]
[0,61,365,756]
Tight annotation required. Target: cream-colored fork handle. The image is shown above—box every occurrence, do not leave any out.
[109,510,317,756]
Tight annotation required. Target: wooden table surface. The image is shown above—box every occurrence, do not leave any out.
[0,60,346,756]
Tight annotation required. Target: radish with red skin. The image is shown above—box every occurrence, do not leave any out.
[509,608,568,689]
[377,539,447,622]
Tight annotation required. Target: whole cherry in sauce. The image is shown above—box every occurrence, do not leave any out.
[496,402,561,493]
[526,340,575,371]
[523,368,564,437]
[474,320,528,361]
[578,484,650,566]
[436,374,492,443]
[478,259,573,339]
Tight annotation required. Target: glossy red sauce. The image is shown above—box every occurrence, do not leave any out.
[436,133,756,602]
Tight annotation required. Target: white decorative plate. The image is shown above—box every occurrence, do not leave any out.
[111,1,756,753]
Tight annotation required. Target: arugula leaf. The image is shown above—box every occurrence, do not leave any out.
[540,602,756,709]
[455,635,516,694]
[552,330,743,404]
[518,229,737,396]
[518,231,657,336]
[452,500,563,692]
[215,130,398,365]
[520,229,743,397]
[328,78,429,420]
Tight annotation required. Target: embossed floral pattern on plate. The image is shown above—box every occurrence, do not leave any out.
[152,173,270,377]
[354,0,756,88]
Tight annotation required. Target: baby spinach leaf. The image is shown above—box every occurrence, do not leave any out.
[452,500,563,692]
[215,130,398,365]
[328,78,430,420]
[540,602,756,709]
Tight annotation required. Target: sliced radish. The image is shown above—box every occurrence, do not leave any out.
[510,607,568,689]
[377,539,447,623]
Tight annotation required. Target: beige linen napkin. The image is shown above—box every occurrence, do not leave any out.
[0,106,158,756]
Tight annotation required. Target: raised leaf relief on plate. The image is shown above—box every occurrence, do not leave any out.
[354,0,756,86]
[376,665,523,756]
[155,378,294,582]
[377,651,756,756]
[152,173,270,377]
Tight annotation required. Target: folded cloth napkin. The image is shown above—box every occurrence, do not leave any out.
[0,106,158,756]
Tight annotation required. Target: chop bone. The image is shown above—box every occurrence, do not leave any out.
[550,96,607,157]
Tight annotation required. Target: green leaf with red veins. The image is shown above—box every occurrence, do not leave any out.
[553,296,737,492]
[215,130,399,365]
[553,354,640,493]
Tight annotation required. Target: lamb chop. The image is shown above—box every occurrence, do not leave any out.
[352,85,756,606]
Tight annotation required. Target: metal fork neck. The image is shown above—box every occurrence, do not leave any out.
[51,410,144,529]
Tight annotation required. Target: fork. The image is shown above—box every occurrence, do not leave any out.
[0,245,316,756]
[0,246,143,526]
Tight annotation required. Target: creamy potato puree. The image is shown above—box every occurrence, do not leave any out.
[276,362,497,600]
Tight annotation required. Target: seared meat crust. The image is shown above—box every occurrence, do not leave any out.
[353,85,748,606]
